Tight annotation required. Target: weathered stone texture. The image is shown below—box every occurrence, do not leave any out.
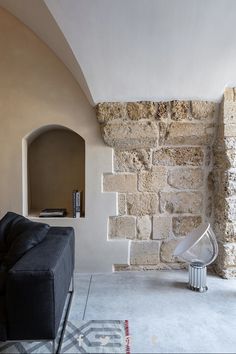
[160,192,203,214]
[218,243,236,267]
[214,221,236,242]
[191,101,216,121]
[137,216,151,240]
[109,216,136,239]
[152,216,171,240]
[224,137,236,149]
[97,102,126,123]
[215,195,236,223]
[114,150,151,172]
[127,102,157,120]
[130,241,161,265]
[213,149,236,169]
[138,167,167,192]
[156,102,169,120]
[159,122,214,145]
[171,101,189,121]
[224,87,236,101]
[160,239,183,263]
[101,121,158,149]
[103,173,137,192]
[96,99,219,272]
[153,147,204,166]
[224,124,236,137]
[226,198,236,222]
[224,96,236,124]
[118,193,127,215]
[172,216,202,236]
[167,168,203,189]
[126,193,159,216]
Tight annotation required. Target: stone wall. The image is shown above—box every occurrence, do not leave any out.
[213,88,236,278]
[97,100,218,270]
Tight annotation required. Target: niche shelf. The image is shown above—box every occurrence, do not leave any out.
[26,126,85,218]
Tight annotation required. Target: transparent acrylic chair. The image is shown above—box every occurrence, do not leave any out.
[173,223,218,292]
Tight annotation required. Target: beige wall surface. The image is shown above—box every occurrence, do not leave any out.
[0,8,128,272]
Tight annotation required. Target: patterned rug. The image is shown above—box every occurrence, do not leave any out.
[0,320,130,353]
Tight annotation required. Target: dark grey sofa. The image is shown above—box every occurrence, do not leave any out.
[0,212,74,349]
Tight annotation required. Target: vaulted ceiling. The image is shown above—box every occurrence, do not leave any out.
[1,0,236,105]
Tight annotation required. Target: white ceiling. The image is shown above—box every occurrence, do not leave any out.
[2,0,236,104]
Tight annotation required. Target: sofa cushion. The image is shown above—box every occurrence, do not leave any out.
[0,212,49,269]
[0,212,23,253]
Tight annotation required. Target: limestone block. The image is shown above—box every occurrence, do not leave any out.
[127,102,157,120]
[130,240,161,265]
[226,198,236,222]
[224,124,236,137]
[103,173,137,192]
[126,193,159,216]
[218,243,236,267]
[101,121,158,149]
[224,137,236,149]
[172,216,202,236]
[156,102,170,120]
[153,216,171,239]
[217,267,236,279]
[213,149,236,169]
[160,239,182,262]
[225,150,236,168]
[224,87,235,101]
[223,102,236,124]
[114,149,151,172]
[153,147,204,166]
[138,167,167,192]
[109,216,136,239]
[114,263,187,271]
[167,168,203,189]
[118,193,127,215]
[190,101,217,121]
[160,191,203,214]
[96,102,126,123]
[159,122,214,145]
[214,221,236,242]
[137,216,151,240]
[171,100,189,121]
[223,171,236,196]
[215,196,236,222]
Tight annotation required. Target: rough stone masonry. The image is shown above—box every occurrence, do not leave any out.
[96,93,236,278]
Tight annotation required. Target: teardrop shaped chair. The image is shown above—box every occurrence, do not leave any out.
[173,223,218,292]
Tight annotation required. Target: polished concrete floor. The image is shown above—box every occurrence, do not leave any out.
[70,270,236,353]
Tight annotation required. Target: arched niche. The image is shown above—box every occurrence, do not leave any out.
[25,125,85,218]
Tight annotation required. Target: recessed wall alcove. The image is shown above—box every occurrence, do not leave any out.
[24,125,85,218]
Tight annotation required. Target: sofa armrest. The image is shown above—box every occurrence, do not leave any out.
[6,227,74,340]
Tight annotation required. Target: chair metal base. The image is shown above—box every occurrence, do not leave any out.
[188,262,208,293]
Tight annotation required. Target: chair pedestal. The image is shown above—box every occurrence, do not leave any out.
[188,262,208,292]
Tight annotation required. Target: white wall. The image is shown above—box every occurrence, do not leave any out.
[44,0,236,103]
[0,8,128,272]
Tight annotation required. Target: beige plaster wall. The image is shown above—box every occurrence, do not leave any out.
[0,7,128,272]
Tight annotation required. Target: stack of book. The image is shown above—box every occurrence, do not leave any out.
[72,190,81,218]
[39,208,67,217]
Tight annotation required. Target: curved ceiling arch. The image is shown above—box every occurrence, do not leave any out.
[2,0,236,103]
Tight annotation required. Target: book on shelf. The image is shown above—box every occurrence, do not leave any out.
[39,208,67,217]
[72,190,81,218]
